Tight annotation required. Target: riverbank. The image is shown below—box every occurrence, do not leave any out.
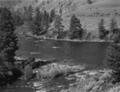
[0,57,118,92]
[25,32,113,43]
[32,62,114,92]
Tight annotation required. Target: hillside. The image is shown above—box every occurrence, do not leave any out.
[76,0,120,16]
[1,0,120,35]
[15,0,120,31]
[2,0,120,15]
[1,0,120,17]
[14,0,120,15]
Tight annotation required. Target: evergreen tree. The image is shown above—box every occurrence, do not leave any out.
[59,7,62,16]
[110,18,118,34]
[0,8,18,65]
[50,9,56,23]
[54,15,64,39]
[69,14,84,39]
[107,31,120,83]
[12,10,24,27]
[35,0,38,3]
[42,10,50,34]
[0,8,23,86]
[109,18,119,40]
[114,30,120,43]
[87,0,93,4]
[23,5,33,22]
[27,5,34,21]
[32,7,43,35]
[98,19,108,39]
[32,8,50,35]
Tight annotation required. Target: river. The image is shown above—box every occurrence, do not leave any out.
[16,38,110,68]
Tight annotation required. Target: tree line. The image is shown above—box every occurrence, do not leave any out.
[11,5,120,41]
[12,5,85,39]
[0,7,23,87]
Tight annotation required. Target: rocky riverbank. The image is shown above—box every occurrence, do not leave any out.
[61,69,112,92]
[1,57,119,92]
[31,62,117,92]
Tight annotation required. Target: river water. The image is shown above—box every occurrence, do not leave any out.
[17,38,110,68]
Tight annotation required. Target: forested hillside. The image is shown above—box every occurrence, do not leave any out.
[1,0,120,39]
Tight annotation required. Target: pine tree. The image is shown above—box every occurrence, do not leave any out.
[87,0,93,4]
[12,10,24,27]
[54,15,64,39]
[0,8,23,86]
[110,18,119,40]
[23,5,33,22]
[50,9,56,23]
[107,18,120,82]
[107,32,120,83]
[59,7,62,16]
[110,18,118,34]
[69,14,84,39]
[98,19,108,40]
[42,10,50,34]
[32,7,43,35]
[32,8,50,35]
[27,5,34,21]
[0,8,18,65]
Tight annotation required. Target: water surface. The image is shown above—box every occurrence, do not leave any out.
[17,38,110,68]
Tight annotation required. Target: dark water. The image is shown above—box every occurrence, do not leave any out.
[17,38,110,68]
